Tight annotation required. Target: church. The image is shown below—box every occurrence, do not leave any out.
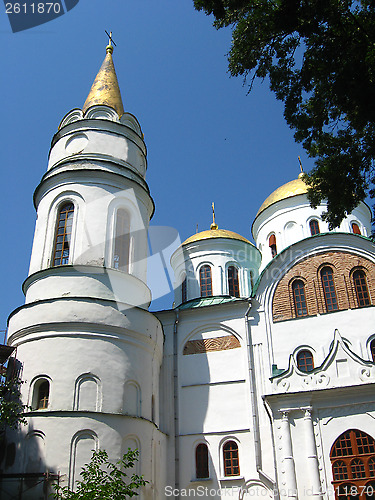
[1,40,375,500]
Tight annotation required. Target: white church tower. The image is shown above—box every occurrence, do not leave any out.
[5,40,166,499]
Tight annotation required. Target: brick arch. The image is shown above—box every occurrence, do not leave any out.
[272,251,375,322]
[288,275,308,286]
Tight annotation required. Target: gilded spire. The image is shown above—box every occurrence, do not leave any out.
[210,202,218,230]
[82,32,124,117]
[298,156,304,178]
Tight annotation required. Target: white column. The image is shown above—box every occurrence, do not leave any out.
[280,410,298,499]
[219,265,224,295]
[303,408,323,499]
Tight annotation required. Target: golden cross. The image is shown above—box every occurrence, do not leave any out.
[105,30,117,47]
[298,156,304,173]
[212,202,216,226]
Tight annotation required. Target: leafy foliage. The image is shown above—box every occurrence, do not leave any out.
[0,377,28,429]
[194,0,375,227]
[54,449,147,500]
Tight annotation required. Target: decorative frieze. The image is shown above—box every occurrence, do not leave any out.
[183,335,241,355]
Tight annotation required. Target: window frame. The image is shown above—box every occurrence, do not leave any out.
[195,443,209,479]
[330,430,375,499]
[269,234,277,258]
[321,266,339,312]
[309,219,320,236]
[352,269,371,308]
[199,265,213,298]
[292,279,308,317]
[52,202,75,267]
[181,274,187,303]
[296,349,314,372]
[31,378,51,411]
[227,265,240,298]
[222,440,240,477]
[351,222,361,235]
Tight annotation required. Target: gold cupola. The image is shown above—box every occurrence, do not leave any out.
[82,39,124,117]
[182,228,251,246]
[182,204,251,246]
[256,172,308,217]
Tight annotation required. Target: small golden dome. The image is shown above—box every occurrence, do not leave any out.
[256,175,308,217]
[182,228,251,246]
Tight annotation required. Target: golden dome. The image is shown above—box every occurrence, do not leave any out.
[82,43,124,117]
[182,228,251,246]
[256,173,308,217]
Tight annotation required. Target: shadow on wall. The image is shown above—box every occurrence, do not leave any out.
[178,323,248,495]
[0,357,58,499]
[0,421,58,500]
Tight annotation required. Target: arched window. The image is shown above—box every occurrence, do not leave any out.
[200,265,212,297]
[352,223,361,235]
[321,266,339,312]
[113,209,130,272]
[330,430,375,499]
[292,279,308,317]
[310,219,320,236]
[33,380,50,410]
[353,270,371,307]
[296,350,314,372]
[269,234,277,258]
[52,202,74,266]
[196,443,209,479]
[228,266,240,297]
[181,275,187,303]
[223,441,240,476]
[370,339,375,363]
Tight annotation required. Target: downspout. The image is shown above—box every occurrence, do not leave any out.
[244,300,277,493]
[263,397,280,500]
[173,310,180,498]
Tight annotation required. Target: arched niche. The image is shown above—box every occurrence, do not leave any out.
[123,381,141,417]
[73,374,102,412]
[122,436,141,475]
[69,430,98,489]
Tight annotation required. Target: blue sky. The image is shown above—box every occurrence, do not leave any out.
[0,0,316,323]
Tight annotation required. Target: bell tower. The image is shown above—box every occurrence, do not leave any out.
[6,40,166,497]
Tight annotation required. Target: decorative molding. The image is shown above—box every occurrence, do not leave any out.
[359,366,375,381]
[272,330,375,394]
[301,373,330,388]
[321,403,375,424]
[183,335,241,355]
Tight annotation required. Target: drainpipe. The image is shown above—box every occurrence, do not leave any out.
[263,398,280,500]
[173,310,180,498]
[244,300,278,494]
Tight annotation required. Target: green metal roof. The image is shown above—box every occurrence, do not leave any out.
[177,295,243,310]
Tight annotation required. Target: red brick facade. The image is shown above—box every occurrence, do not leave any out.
[272,251,375,322]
